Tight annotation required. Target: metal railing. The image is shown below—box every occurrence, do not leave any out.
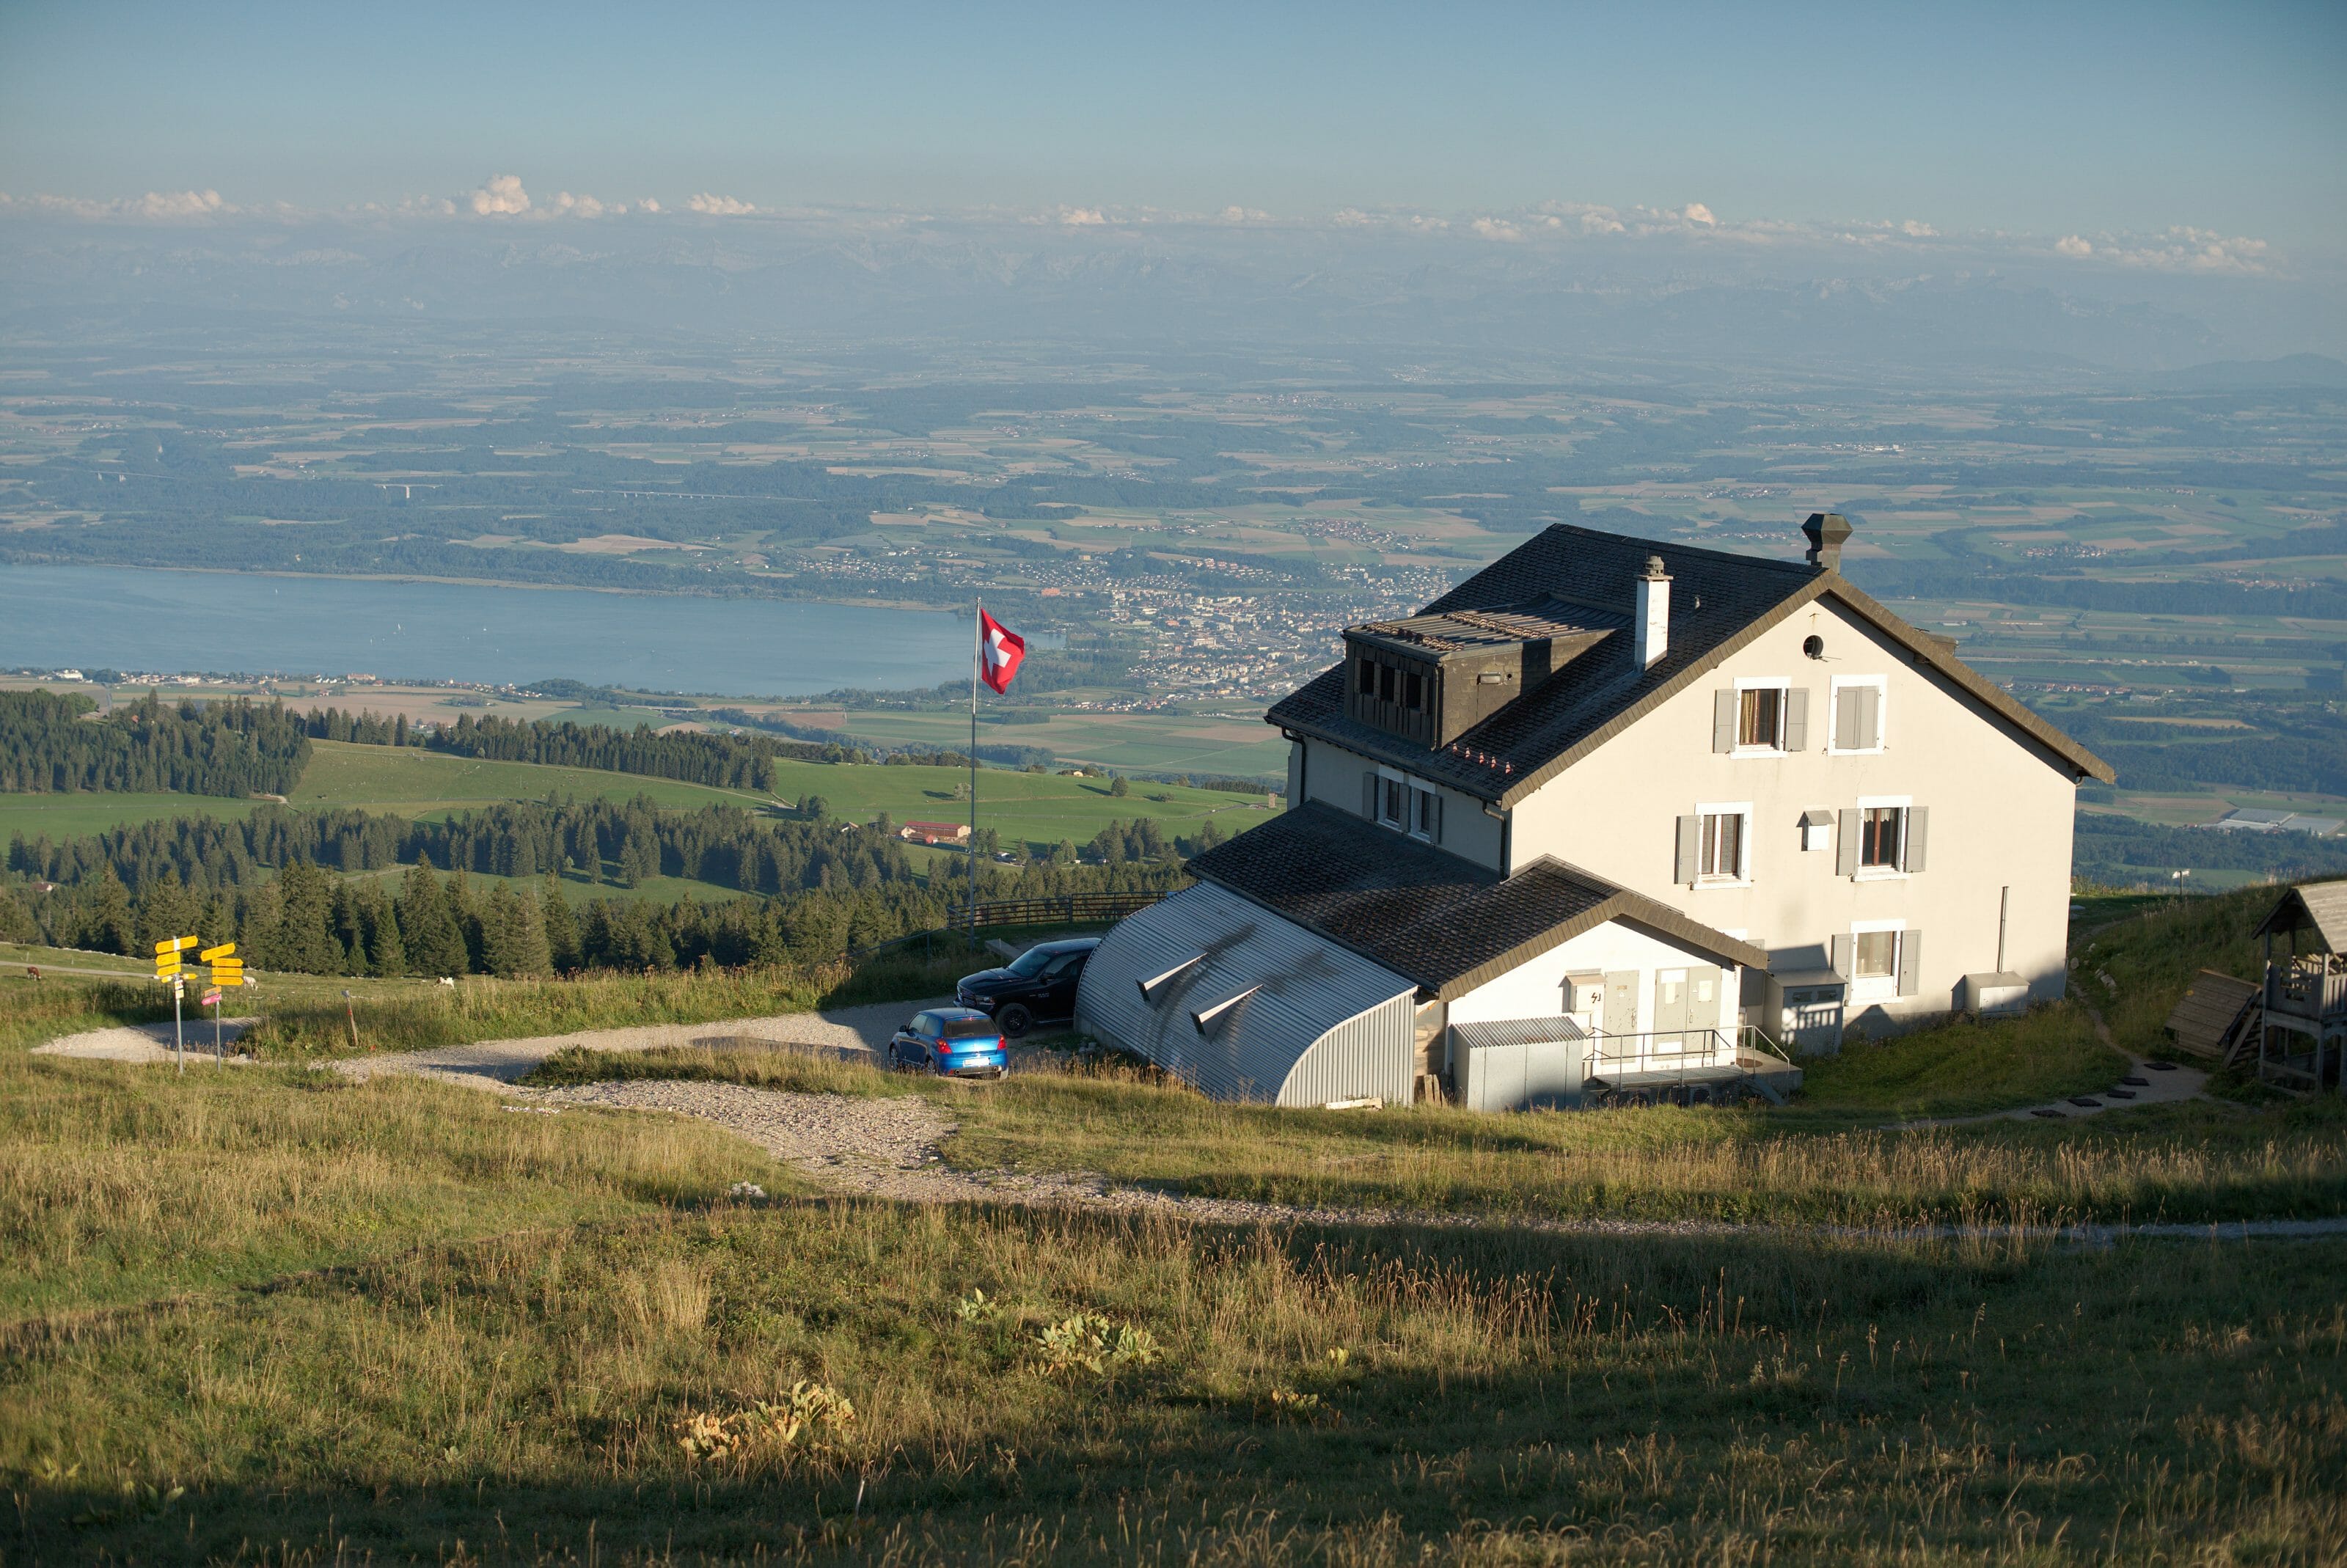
[1582,1025,1799,1091]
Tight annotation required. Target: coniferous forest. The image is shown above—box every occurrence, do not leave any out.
[0,691,310,796]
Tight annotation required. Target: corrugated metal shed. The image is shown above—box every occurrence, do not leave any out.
[1453,1016,1587,1113]
[1076,882,1418,1107]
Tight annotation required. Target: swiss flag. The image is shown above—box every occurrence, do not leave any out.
[978,608,1026,694]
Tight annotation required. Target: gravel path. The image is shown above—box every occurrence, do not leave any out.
[34,1016,260,1064]
[331,996,956,1088]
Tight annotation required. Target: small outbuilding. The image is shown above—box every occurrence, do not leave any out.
[1077,803,1791,1108]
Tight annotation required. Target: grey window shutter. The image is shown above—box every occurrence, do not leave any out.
[1856,686,1882,750]
[1674,814,1700,885]
[1783,688,1809,751]
[1836,808,1861,876]
[1430,792,1443,843]
[1903,805,1928,873]
[1712,689,1738,752]
[1897,930,1922,997]
[1362,771,1377,820]
[1835,685,1861,750]
[1831,934,1853,979]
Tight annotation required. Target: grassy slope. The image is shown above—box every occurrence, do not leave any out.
[0,740,1273,856]
[1,1034,2340,1560]
[835,706,1293,779]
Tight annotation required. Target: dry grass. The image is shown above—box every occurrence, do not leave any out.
[946,1070,2347,1227]
[521,1040,915,1098]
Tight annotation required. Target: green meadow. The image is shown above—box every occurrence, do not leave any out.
[0,740,1271,857]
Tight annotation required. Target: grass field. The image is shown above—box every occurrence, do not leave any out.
[3,1003,2342,1560]
[820,706,1292,781]
[0,741,1274,858]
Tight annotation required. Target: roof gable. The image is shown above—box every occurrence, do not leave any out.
[1185,801,1763,998]
[1266,522,2112,798]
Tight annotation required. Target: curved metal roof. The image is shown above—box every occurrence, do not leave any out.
[1075,882,1415,1104]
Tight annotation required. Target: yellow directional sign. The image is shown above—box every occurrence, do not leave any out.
[166,935,198,951]
[154,959,183,977]
[155,939,177,956]
[199,942,236,962]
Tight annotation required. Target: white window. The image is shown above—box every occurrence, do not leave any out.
[1850,794,1925,879]
[1843,917,1910,1004]
[1687,802,1751,884]
[1735,678,1788,752]
[1378,775,1406,828]
[1829,676,1887,754]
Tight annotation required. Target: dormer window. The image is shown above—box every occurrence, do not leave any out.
[1341,595,1624,750]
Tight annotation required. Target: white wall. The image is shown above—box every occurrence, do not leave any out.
[1297,736,1505,870]
[1447,917,1734,1036]
[1506,595,2078,1024]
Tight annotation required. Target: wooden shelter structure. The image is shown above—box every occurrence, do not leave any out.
[2248,880,2347,1091]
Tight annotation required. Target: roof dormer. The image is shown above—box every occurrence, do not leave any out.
[1341,596,1622,749]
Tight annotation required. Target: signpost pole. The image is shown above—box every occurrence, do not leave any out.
[173,980,183,1074]
[213,992,222,1063]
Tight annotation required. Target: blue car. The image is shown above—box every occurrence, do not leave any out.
[887,1007,1008,1079]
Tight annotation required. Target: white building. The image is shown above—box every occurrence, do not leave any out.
[1077,515,2112,1108]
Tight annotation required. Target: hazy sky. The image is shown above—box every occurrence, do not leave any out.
[2,1,2341,252]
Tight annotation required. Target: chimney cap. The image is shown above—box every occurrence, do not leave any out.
[1641,554,1670,579]
[1801,512,1853,568]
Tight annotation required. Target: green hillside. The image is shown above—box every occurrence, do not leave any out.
[1,740,1274,862]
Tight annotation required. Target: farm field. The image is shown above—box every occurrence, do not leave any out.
[802,705,1292,780]
[0,788,273,843]
[288,740,768,816]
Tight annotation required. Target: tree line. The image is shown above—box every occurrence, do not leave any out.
[0,844,1190,978]
[0,691,310,796]
[298,708,817,792]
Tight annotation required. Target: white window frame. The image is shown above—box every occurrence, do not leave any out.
[1854,794,1912,882]
[1848,917,1907,1004]
[1828,675,1888,755]
[1692,800,1753,887]
[1409,784,1438,843]
[1732,676,1791,756]
[1374,764,1440,841]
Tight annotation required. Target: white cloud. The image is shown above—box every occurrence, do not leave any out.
[1471,216,1524,242]
[550,191,623,219]
[2056,234,2094,258]
[1058,205,1107,226]
[1682,202,1717,227]
[1900,219,1937,238]
[468,174,530,216]
[0,188,235,221]
[639,197,662,213]
[1218,204,1271,224]
[686,191,755,216]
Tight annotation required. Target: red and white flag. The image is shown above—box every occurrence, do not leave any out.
[978,608,1026,694]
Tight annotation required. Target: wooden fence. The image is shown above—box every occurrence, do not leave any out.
[849,890,1170,961]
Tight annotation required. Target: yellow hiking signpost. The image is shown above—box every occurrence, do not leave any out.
[202,942,242,1062]
[153,936,199,1071]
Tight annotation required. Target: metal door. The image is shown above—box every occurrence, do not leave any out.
[1654,968,1689,1052]
[1685,967,1721,1058]
[1602,970,1638,1036]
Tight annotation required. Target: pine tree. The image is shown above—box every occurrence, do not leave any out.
[481,883,552,978]
[134,869,199,950]
[78,865,138,955]
[448,868,487,974]
[269,860,344,975]
[539,872,580,972]
[398,863,466,978]
[359,882,407,976]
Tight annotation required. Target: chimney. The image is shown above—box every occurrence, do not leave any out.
[1802,511,1852,571]
[1634,554,1671,670]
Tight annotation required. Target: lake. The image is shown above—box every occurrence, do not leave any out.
[0,566,985,697]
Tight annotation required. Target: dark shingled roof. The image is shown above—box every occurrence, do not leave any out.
[1267,523,2112,799]
[1187,802,1763,999]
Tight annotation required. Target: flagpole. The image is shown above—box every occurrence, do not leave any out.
[970,600,981,946]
